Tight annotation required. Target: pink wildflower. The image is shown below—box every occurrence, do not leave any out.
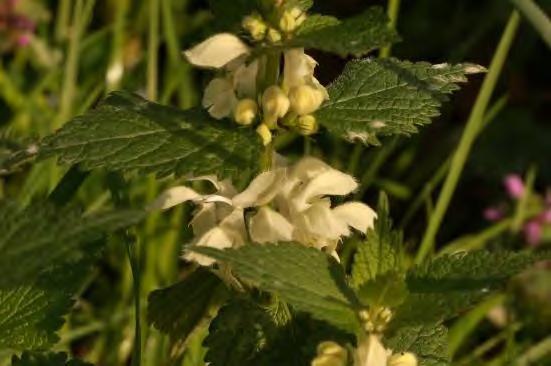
[504,174,525,199]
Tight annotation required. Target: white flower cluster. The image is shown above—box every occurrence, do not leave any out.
[150,157,376,266]
[183,5,329,144]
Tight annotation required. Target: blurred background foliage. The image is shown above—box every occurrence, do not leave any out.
[0,0,550,365]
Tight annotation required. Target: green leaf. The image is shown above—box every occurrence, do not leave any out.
[386,324,450,366]
[11,352,92,366]
[351,193,403,288]
[40,92,261,180]
[315,58,486,144]
[0,201,144,286]
[407,250,551,292]
[0,201,142,351]
[357,273,408,308]
[147,268,224,339]
[192,243,361,333]
[208,0,256,31]
[204,299,278,366]
[291,7,400,57]
[391,251,550,328]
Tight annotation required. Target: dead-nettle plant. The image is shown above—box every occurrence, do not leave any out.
[1,1,549,366]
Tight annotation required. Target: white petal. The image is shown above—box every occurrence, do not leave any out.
[290,156,333,182]
[283,48,316,90]
[292,169,358,210]
[190,203,217,236]
[333,202,377,233]
[183,33,250,68]
[232,169,285,208]
[203,194,233,206]
[219,208,247,245]
[183,227,233,266]
[147,186,201,210]
[301,200,350,239]
[233,58,259,98]
[354,335,388,366]
[202,78,233,107]
[249,206,294,244]
[186,175,237,197]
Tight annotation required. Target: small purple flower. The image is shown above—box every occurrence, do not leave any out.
[504,174,525,199]
[541,209,551,224]
[524,220,542,247]
[484,207,504,221]
[17,33,30,46]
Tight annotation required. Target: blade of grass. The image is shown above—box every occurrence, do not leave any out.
[379,0,401,58]
[510,0,551,48]
[416,12,521,264]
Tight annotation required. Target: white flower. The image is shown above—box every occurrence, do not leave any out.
[354,335,390,366]
[261,85,290,127]
[149,176,245,266]
[250,157,377,258]
[183,33,250,69]
[184,33,259,120]
[203,78,239,119]
[233,98,258,125]
[283,48,329,100]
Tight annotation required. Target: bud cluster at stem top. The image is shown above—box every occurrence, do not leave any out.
[182,4,328,145]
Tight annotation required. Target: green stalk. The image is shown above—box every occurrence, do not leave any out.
[379,0,401,58]
[54,0,71,42]
[400,94,508,228]
[512,167,536,232]
[415,12,520,264]
[107,173,142,366]
[354,137,398,199]
[106,0,129,91]
[147,0,160,101]
[510,0,551,48]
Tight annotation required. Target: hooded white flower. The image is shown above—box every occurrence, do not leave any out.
[354,335,390,366]
[249,157,377,259]
[183,33,250,69]
[184,33,259,119]
[283,48,329,108]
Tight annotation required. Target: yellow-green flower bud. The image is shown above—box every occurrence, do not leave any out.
[262,85,290,127]
[388,352,418,366]
[242,14,267,40]
[311,354,346,366]
[297,114,318,135]
[289,85,325,115]
[233,98,258,125]
[267,27,282,43]
[280,7,306,33]
[317,341,347,359]
[256,123,272,146]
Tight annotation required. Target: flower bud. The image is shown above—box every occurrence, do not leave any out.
[310,354,345,366]
[267,27,282,43]
[388,352,418,366]
[256,123,272,146]
[317,341,347,359]
[280,7,306,33]
[242,14,267,41]
[297,114,318,136]
[233,99,258,125]
[289,85,325,115]
[262,85,290,123]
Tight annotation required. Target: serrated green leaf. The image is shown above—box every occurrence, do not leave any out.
[204,299,278,366]
[389,251,550,328]
[357,273,408,308]
[192,243,361,333]
[351,193,403,288]
[0,255,98,351]
[147,268,223,339]
[291,7,400,57]
[0,201,142,351]
[408,250,551,292]
[11,351,92,366]
[315,58,485,144]
[386,324,450,366]
[39,92,261,180]
[295,14,339,35]
[0,201,144,286]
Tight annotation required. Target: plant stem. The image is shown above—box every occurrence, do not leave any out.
[380,0,401,58]
[354,137,398,199]
[415,12,520,264]
[147,0,160,101]
[510,0,551,48]
[106,0,129,91]
[55,0,71,42]
[48,165,89,206]
[512,166,536,232]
